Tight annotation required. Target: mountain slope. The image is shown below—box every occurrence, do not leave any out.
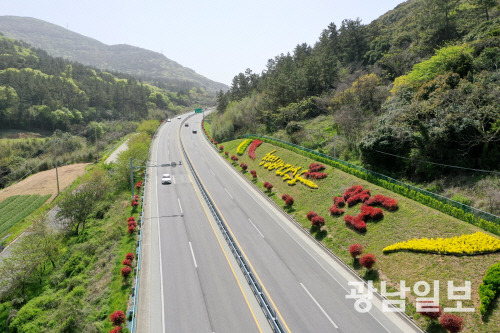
[0,16,228,93]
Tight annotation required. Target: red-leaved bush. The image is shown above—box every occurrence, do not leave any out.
[285,196,294,207]
[122,259,132,266]
[126,253,135,261]
[110,310,126,326]
[306,211,318,221]
[219,145,224,151]
[329,205,345,216]
[343,185,364,200]
[250,170,257,178]
[231,155,239,161]
[281,194,290,201]
[128,220,137,228]
[440,313,463,333]
[110,326,122,333]
[311,215,325,228]
[225,151,229,156]
[349,243,363,258]
[127,216,135,222]
[240,163,248,171]
[359,253,376,270]
[128,225,136,234]
[131,200,139,208]
[121,266,132,279]
[359,205,384,221]
[344,215,367,233]
[263,182,273,191]
[304,172,328,180]
[333,196,345,207]
[248,139,263,159]
[365,194,399,211]
[309,163,326,172]
[417,300,443,320]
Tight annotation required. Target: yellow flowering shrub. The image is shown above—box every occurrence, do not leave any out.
[236,139,252,155]
[259,150,319,189]
[383,232,500,255]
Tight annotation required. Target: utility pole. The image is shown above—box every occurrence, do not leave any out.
[130,158,135,199]
[53,136,60,196]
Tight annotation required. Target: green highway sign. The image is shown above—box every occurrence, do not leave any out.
[195,108,202,113]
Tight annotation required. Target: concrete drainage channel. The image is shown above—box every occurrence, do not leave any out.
[179,114,286,333]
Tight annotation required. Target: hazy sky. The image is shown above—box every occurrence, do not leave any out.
[0,0,405,86]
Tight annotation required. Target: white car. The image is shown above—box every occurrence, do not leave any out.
[177,116,181,119]
[161,174,172,184]
[167,119,171,122]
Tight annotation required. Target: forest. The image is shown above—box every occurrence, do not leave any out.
[213,0,500,189]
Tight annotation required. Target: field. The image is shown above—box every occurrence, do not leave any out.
[221,138,500,333]
[0,194,51,241]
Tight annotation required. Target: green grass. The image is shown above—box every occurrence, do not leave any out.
[221,138,500,333]
[0,194,51,242]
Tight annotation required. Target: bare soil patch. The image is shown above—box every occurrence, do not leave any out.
[0,163,90,202]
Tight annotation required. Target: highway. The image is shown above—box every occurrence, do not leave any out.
[138,111,423,332]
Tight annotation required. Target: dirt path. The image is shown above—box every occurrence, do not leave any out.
[105,137,130,164]
[0,163,90,202]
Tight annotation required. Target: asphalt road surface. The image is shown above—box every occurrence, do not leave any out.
[138,111,423,333]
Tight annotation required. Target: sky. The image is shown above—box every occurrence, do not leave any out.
[0,0,406,86]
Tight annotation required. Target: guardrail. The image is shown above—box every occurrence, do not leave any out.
[181,114,286,333]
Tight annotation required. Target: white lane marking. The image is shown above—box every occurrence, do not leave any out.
[300,283,339,329]
[178,198,183,214]
[155,127,166,333]
[172,175,176,184]
[189,241,198,268]
[224,188,233,200]
[248,218,264,238]
[209,168,215,176]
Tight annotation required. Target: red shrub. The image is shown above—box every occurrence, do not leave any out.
[121,266,132,279]
[359,205,384,221]
[128,220,137,228]
[219,145,224,151]
[382,198,399,211]
[210,139,214,143]
[365,194,399,211]
[231,155,239,161]
[127,216,135,222]
[344,215,367,233]
[417,301,443,320]
[248,140,263,159]
[131,200,139,207]
[349,243,363,258]
[110,310,126,326]
[440,314,463,333]
[309,163,326,172]
[122,259,132,266]
[305,172,328,180]
[365,194,385,206]
[346,190,371,207]
[240,163,248,171]
[214,141,218,145]
[311,215,325,228]
[250,170,256,175]
[110,327,122,333]
[329,206,345,216]
[126,253,135,261]
[225,151,229,156]
[285,196,294,207]
[263,182,273,191]
[128,225,136,234]
[333,196,345,207]
[306,211,318,221]
[343,185,363,200]
[281,194,290,201]
[359,253,376,270]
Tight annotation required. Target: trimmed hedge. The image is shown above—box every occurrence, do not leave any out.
[479,261,500,316]
[246,135,500,236]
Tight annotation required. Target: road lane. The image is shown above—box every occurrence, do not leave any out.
[181,112,423,333]
[138,114,270,333]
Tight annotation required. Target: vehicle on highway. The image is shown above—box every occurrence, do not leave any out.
[185,123,189,127]
[192,129,197,134]
[177,116,181,119]
[161,173,172,184]
[167,119,171,122]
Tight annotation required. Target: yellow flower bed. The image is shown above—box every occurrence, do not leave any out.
[236,139,252,155]
[383,232,500,255]
[259,150,319,188]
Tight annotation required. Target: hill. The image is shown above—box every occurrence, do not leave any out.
[0,16,228,93]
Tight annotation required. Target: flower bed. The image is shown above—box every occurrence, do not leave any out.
[236,139,253,155]
[248,139,263,159]
[383,232,500,255]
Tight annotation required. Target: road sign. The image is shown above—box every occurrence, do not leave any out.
[195,108,202,113]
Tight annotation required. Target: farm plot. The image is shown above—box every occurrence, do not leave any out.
[0,194,51,240]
